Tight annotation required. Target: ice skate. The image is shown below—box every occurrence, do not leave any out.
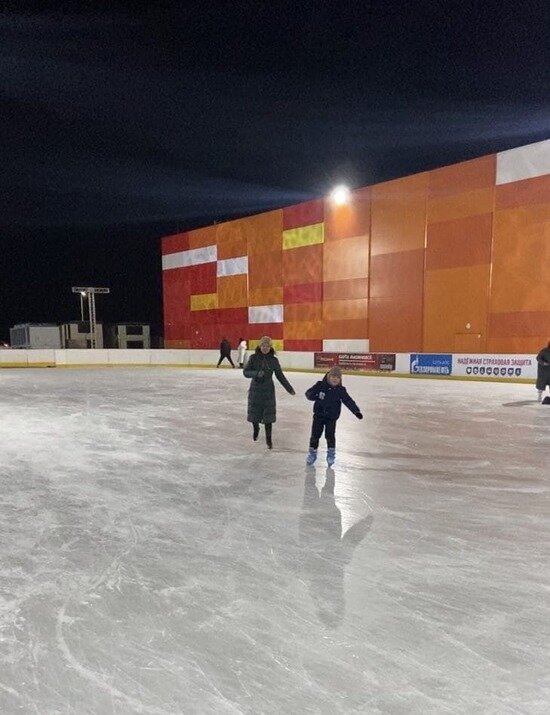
[537,390,543,402]
[306,448,317,466]
[327,447,336,466]
[253,424,259,441]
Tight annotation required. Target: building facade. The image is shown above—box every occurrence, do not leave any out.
[161,139,550,354]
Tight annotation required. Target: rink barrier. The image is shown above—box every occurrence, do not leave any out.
[0,349,538,383]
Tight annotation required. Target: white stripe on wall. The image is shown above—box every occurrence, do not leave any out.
[217,256,248,277]
[248,305,284,324]
[323,339,370,352]
[496,139,550,185]
[162,245,217,271]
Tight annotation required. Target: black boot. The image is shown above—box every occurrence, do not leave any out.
[265,423,272,450]
[253,423,260,441]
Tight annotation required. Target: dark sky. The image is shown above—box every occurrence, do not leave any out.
[1,1,549,342]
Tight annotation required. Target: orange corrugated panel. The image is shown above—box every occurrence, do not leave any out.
[216,221,248,260]
[369,249,425,300]
[248,249,283,289]
[322,298,368,322]
[427,187,495,224]
[282,243,323,286]
[322,318,368,339]
[217,274,248,308]
[369,298,423,352]
[371,174,428,256]
[426,214,492,270]
[486,336,548,354]
[489,311,550,337]
[249,286,283,306]
[490,203,550,312]
[324,186,370,241]
[428,155,496,199]
[323,235,369,282]
[284,320,324,340]
[245,210,284,254]
[423,265,490,353]
[496,175,550,210]
[369,249,425,351]
[284,302,322,322]
[323,277,369,301]
[188,225,217,249]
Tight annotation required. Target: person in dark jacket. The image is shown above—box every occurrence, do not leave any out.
[243,335,295,449]
[305,365,363,466]
[536,341,550,401]
[217,337,235,368]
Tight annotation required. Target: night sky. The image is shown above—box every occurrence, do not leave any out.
[1,2,549,342]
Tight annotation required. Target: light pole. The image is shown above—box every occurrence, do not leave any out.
[71,287,110,348]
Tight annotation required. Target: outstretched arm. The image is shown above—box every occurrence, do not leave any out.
[274,361,295,394]
[342,388,362,418]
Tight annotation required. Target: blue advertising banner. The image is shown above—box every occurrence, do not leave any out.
[410,354,452,376]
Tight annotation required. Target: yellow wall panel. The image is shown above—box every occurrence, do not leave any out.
[423,265,490,353]
[190,293,218,311]
[249,339,284,352]
[217,274,248,308]
[282,223,324,250]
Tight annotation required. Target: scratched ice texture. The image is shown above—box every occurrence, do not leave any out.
[0,367,548,714]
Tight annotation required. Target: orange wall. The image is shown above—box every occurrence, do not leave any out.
[162,140,550,353]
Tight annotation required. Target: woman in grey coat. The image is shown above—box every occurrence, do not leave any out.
[243,336,295,448]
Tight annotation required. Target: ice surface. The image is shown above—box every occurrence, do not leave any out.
[0,367,549,714]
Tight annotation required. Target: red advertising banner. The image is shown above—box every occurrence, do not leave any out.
[314,352,396,371]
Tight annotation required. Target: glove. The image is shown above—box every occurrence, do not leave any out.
[356,412,363,420]
[257,370,265,378]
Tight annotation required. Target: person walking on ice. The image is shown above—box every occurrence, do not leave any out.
[305,366,363,466]
[237,337,247,368]
[243,336,295,449]
[536,340,550,402]
[217,337,235,368]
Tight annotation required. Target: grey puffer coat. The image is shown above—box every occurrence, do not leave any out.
[243,348,295,423]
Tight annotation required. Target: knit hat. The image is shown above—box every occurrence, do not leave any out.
[327,366,342,379]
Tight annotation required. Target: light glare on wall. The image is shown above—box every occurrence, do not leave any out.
[330,184,351,205]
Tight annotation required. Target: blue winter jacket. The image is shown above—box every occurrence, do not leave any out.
[305,375,361,421]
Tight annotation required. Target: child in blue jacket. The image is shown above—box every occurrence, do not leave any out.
[305,365,363,466]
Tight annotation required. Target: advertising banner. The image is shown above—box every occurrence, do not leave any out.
[410,354,452,376]
[314,353,396,371]
[453,354,536,379]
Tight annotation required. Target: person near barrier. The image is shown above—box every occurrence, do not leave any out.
[217,337,235,368]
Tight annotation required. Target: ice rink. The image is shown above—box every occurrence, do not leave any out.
[1,366,549,714]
